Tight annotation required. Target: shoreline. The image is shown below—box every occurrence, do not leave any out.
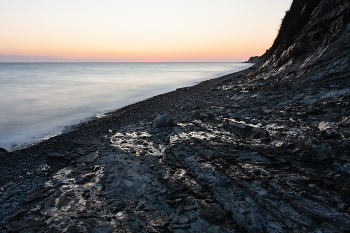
[0,65,254,188]
[4,65,253,153]
[0,62,252,152]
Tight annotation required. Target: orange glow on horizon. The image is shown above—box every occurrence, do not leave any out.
[0,41,267,62]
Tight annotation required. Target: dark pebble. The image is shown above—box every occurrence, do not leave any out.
[252,169,261,175]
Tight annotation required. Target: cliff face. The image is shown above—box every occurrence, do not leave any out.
[266,0,323,57]
[259,0,350,83]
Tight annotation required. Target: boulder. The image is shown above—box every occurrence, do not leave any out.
[222,119,269,139]
[154,114,173,128]
[0,147,8,153]
[252,169,261,175]
[45,153,70,171]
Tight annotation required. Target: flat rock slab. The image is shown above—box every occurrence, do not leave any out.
[77,152,98,164]
[222,119,269,139]
[178,216,190,224]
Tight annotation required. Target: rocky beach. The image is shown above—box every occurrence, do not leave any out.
[1,0,350,232]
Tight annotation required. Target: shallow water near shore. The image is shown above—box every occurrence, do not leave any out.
[0,62,251,150]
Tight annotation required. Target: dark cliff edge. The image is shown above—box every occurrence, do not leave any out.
[1,0,350,232]
[263,0,323,60]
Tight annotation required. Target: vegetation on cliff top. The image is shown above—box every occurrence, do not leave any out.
[263,0,322,60]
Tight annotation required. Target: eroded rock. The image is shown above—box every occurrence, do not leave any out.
[222,119,269,139]
[45,153,70,170]
[154,114,173,128]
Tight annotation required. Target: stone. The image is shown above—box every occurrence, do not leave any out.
[154,114,173,128]
[77,152,98,164]
[171,216,180,224]
[338,203,347,210]
[0,147,8,153]
[158,190,167,195]
[166,200,175,205]
[146,226,159,233]
[45,153,70,170]
[222,119,269,139]
[116,211,127,220]
[178,216,189,224]
[252,169,261,175]
[174,198,182,203]
[2,203,11,209]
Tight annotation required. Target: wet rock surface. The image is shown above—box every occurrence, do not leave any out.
[1,0,350,232]
[154,114,173,128]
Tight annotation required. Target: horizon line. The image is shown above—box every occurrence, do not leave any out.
[0,55,252,63]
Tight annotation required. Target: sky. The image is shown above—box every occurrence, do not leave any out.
[0,0,293,62]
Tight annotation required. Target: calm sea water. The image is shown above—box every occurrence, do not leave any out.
[0,62,251,150]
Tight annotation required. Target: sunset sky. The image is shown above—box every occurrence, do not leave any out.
[1,0,293,62]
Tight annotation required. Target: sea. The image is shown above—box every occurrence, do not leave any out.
[0,62,252,151]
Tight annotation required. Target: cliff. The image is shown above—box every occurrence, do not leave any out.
[1,0,350,232]
[245,56,260,63]
[260,0,350,76]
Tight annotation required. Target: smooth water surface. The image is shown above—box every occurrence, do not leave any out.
[0,62,252,150]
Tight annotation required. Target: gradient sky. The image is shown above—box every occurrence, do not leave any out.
[1,0,293,62]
